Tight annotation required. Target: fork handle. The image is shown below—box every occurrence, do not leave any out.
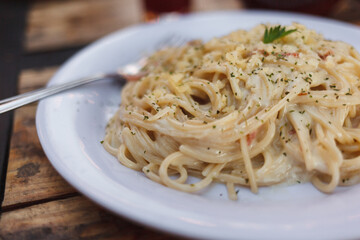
[0,73,123,114]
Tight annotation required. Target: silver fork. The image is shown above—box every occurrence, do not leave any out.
[0,35,187,114]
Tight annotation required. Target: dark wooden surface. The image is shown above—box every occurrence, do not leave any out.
[0,1,28,210]
[1,0,360,239]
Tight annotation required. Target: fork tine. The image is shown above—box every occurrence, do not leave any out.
[118,34,188,76]
[171,35,187,48]
[155,34,188,50]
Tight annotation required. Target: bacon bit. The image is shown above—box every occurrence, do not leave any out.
[284,52,299,58]
[298,92,308,96]
[289,129,296,135]
[318,50,334,60]
[261,51,299,59]
[258,50,269,56]
[247,131,257,146]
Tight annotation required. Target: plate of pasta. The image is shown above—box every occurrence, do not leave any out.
[36,10,360,239]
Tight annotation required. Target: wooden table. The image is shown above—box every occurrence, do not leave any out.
[1,0,360,239]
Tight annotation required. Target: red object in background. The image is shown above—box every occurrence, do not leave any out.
[243,0,341,16]
[144,0,190,22]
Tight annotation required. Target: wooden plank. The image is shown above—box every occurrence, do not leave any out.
[25,0,143,52]
[17,67,59,93]
[20,47,82,71]
[25,0,244,53]
[0,1,28,208]
[2,67,76,209]
[0,196,180,240]
[191,0,242,11]
[330,0,360,22]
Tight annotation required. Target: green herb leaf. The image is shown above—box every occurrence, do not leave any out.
[263,25,297,44]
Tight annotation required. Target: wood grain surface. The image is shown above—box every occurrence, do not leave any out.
[2,67,75,210]
[1,196,180,240]
[25,0,241,52]
[25,0,143,52]
[0,1,28,212]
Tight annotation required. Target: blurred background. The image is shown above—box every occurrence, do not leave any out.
[1,0,360,239]
[1,0,360,71]
[2,0,360,62]
[3,0,360,53]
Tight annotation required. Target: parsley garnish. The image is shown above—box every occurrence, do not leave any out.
[263,25,297,44]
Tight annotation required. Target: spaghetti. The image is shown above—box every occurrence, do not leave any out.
[104,23,360,200]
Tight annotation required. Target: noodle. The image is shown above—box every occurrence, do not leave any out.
[104,23,360,200]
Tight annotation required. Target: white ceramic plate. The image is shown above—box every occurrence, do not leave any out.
[36,11,360,239]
